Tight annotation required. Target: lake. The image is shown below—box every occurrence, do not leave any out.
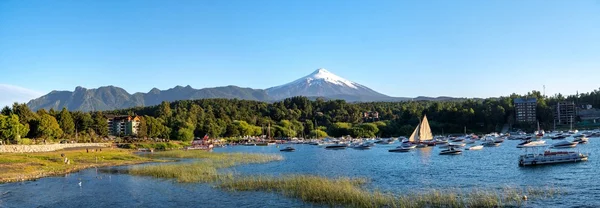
[1,139,598,208]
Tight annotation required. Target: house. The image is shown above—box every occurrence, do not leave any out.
[363,111,380,122]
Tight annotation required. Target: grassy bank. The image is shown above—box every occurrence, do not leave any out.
[219,175,559,208]
[127,150,283,183]
[0,148,155,183]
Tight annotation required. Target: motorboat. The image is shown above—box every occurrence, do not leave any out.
[379,139,393,145]
[280,147,296,152]
[401,143,417,149]
[435,139,448,145]
[325,144,348,150]
[440,142,464,149]
[519,145,588,166]
[352,143,372,150]
[551,134,567,140]
[482,140,501,147]
[516,140,546,148]
[440,147,462,155]
[466,145,483,150]
[573,137,589,144]
[465,139,476,144]
[416,143,428,148]
[389,146,412,152]
[551,140,578,149]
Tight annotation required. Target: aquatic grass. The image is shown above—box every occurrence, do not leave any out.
[128,150,283,183]
[124,150,560,207]
[146,150,283,164]
[0,148,155,183]
[218,175,561,208]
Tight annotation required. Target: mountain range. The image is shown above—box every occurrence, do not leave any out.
[27,69,456,111]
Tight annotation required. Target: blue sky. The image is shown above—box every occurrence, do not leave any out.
[1,0,599,106]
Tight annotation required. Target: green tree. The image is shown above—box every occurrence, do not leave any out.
[57,108,75,136]
[92,112,108,137]
[310,129,328,138]
[1,106,11,116]
[36,114,63,139]
[73,111,93,133]
[0,114,29,144]
[138,116,148,138]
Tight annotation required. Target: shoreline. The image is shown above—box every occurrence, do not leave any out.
[0,148,157,184]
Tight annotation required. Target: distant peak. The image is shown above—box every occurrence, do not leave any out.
[313,68,329,74]
[74,86,87,91]
[149,88,161,94]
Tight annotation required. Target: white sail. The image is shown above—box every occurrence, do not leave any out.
[409,124,420,142]
[419,115,433,141]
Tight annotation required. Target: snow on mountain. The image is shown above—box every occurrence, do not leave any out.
[266,68,390,101]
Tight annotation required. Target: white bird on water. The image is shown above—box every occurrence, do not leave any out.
[78,182,82,187]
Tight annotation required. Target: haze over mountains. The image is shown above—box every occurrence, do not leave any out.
[26,69,455,111]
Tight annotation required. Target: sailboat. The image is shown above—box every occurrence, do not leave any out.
[535,121,544,137]
[405,115,434,148]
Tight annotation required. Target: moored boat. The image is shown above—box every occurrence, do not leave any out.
[280,147,296,152]
[389,146,412,152]
[519,145,588,166]
[353,143,372,150]
[466,145,483,150]
[325,144,348,150]
[573,137,589,144]
[440,147,462,155]
[516,140,546,148]
[551,140,578,149]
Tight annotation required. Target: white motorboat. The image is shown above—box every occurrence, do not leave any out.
[440,147,462,155]
[516,140,546,148]
[551,140,578,149]
[401,143,417,149]
[482,140,501,147]
[573,136,589,144]
[519,145,588,166]
[389,146,412,152]
[466,145,483,150]
[353,143,372,150]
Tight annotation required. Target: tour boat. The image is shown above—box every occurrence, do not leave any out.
[551,140,578,149]
[519,145,588,166]
[280,147,296,152]
[440,147,462,155]
[516,140,546,148]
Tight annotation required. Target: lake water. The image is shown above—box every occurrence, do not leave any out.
[1,139,599,208]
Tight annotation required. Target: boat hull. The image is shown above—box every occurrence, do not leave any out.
[440,151,462,155]
[389,148,411,152]
[519,153,588,166]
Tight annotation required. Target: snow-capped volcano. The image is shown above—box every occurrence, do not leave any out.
[266,68,390,101]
